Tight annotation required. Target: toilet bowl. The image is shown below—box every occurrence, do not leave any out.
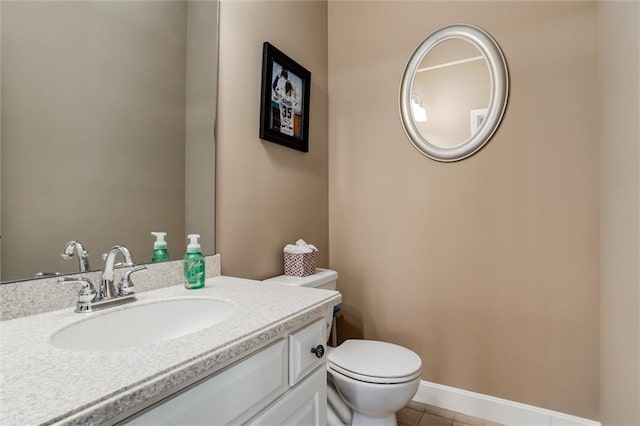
[327,339,421,426]
[263,269,423,426]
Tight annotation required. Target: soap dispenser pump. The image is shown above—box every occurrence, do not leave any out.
[183,234,205,289]
[151,232,170,263]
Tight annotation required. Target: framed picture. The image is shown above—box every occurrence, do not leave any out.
[260,42,311,152]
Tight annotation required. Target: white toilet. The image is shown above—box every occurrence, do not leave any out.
[263,269,422,426]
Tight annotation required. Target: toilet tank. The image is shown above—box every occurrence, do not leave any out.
[262,268,337,290]
[263,268,339,344]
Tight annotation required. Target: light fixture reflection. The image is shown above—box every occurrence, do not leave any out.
[411,93,427,122]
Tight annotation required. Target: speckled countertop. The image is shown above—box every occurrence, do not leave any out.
[0,276,341,426]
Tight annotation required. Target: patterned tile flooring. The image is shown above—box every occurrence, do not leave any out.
[397,401,506,426]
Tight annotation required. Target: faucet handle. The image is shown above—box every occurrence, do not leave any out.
[36,272,62,278]
[59,277,97,313]
[118,265,147,296]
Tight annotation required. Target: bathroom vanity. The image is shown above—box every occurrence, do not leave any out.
[0,276,341,425]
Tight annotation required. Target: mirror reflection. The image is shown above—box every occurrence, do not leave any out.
[0,1,217,283]
[399,24,509,162]
[412,39,491,148]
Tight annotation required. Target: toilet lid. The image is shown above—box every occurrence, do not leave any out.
[328,340,422,384]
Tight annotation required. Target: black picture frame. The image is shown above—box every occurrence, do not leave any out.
[260,42,311,152]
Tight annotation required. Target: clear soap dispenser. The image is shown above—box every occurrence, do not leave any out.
[183,234,205,289]
[151,232,170,263]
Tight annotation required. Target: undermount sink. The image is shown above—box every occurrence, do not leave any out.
[50,298,236,351]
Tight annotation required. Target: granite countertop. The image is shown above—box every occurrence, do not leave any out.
[0,276,341,425]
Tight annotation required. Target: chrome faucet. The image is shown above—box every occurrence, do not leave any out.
[58,244,146,313]
[61,240,91,272]
[100,245,134,299]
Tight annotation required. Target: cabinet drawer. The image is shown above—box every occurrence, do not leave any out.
[288,319,326,386]
[125,339,288,425]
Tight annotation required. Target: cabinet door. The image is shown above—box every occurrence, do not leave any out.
[247,366,327,426]
[124,339,288,425]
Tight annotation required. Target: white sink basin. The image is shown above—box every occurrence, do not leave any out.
[50,298,236,351]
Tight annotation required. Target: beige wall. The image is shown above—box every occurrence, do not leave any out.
[1,2,187,279]
[185,1,218,254]
[216,0,328,279]
[598,2,640,425]
[328,1,600,419]
[0,0,3,281]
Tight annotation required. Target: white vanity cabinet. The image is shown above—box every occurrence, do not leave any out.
[123,319,327,425]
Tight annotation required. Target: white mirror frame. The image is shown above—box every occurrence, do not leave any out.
[399,24,509,162]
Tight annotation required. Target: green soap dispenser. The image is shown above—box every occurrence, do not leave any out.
[183,234,205,289]
[151,232,170,263]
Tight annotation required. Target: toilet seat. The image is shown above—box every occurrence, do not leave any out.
[328,340,422,384]
[328,362,422,384]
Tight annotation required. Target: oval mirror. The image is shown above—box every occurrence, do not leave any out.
[399,24,509,162]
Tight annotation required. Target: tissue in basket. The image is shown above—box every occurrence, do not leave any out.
[284,241,317,277]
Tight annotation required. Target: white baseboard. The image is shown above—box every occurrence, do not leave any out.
[413,380,601,426]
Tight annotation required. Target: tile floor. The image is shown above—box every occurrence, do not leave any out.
[397,401,505,426]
